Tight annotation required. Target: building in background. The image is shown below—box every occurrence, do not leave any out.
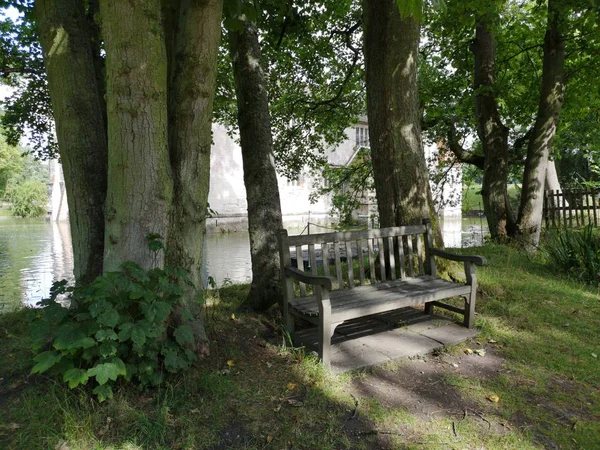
[47,122,463,231]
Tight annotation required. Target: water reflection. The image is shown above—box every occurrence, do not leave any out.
[0,217,490,308]
[0,218,74,310]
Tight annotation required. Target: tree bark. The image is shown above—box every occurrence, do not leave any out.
[165,0,223,353]
[35,0,107,284]
[363,0,434,228]
[229,21,284,311]
[101,0,173,271]
[472,20,512,240]
[517,0,566,247]
[545,160,561,191]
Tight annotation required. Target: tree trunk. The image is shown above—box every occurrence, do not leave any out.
[517,0,566,247]
[472,21,512,241]
[545,160,561,191]
[35,0,107,284]
[101,0,173,271]
[229,21,284,311]
[363,0,433,228]
[165,0,223,354]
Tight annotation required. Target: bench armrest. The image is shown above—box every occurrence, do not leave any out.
[284,266,335,291]
[430,249,487,266]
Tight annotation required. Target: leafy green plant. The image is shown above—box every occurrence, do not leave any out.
[544,225,600,285]
[4,178,47,218]
[29,261,199,402]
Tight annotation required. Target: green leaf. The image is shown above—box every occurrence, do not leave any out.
[164,350,188,373]
[42,302,69,323]
[99,341,118,357]
[95,329,118,342]
[179,308,194,322]
[184,348,197,363]
[174,325,194,346]
[31,351,62,374]
[97,308,120,328]
[143,301,171,322]
[92,384,113,403]
[128,283,146,300]
[63,368,89,388]
[131,324,147,347]
[121,261,150,283]
[54,326,96,351]
[89,299,111,319]
[118,322,134,342]
[87,358,126,385]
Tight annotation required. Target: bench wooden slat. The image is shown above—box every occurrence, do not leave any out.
[286,225,427,246]
[289,277,471,321]
[345,240,354,288]
[378,237,386,282]
[322,242,330,278]
[367,238,376,284]
[296,244,306,296]
[334,241,343,288]
[357,239,366,286]
[398,235,406,279]
[308,244,318,276]
[406,235,415,277]
[416,235,424,275]
[387,236,396,280]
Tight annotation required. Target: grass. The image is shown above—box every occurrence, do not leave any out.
[462,184,521,214]
[1,244,600,449]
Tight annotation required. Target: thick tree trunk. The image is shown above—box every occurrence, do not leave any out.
[545,160,561,191]
[36,0,107,284]
[472,21,512,240]
[229,22,284,311]
[363,0,433,228]
[165,0,223,354]
[101,0,173,271]
[517,0,566,247]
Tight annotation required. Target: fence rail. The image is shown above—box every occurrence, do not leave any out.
[543,188,600,228]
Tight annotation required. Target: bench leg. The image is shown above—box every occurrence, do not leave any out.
[424,302,434,316]
[463,292,476,328]
[318,320,332,366]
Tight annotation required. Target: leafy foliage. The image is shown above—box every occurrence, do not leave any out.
[544,225,600,285]
[29,262,200,402]
[4,177,47,217]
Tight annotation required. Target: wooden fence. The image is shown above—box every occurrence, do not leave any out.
[543,188,600,228]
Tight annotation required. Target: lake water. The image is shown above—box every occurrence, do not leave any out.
[0,216,488,310]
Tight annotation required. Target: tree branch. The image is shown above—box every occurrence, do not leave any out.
[445,121,485,169]
[0,66,42,76]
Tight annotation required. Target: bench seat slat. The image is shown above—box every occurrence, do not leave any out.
[289,276,470,322]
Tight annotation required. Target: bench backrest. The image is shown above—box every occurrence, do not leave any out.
[278,220,437,293]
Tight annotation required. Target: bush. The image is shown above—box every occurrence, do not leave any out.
[29,262,199,402]
[5,178,47,218]
[544,225,600,285]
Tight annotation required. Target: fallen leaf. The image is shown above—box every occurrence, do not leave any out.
[231,313,236,320]
[464,348,474,355]
[487,394,500,403]
[592,353,598,358]
[226,359,235,367]
[287,382,297,391]
[287,398,304,407]
[488,339,497,344]
[475,349,486,357]
[266,435,273,443]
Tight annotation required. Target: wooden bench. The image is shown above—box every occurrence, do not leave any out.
[277,219,486,366]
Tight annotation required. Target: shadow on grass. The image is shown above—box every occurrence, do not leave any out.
[2,246,599,449]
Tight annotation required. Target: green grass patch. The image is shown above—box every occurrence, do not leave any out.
[1,244,599,449]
